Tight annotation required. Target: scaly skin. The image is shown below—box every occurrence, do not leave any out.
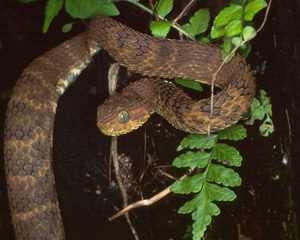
[90,16,255,135]
[4,16,255,239]
[4,33,100,239]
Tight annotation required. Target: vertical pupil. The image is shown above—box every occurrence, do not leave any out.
[118,111,129,123]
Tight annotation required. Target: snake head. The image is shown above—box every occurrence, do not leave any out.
[97,92,153,136]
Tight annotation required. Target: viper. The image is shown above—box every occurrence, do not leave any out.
[4,16,255,239]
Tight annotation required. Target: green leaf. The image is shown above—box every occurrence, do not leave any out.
[199,36,210,43]
[211,143,242,167]
[178,191,203,214]
[223,37,232,53]
[211,26,225,39]
[191,199,220,239]
[244,0,267,21]
[177,134,217,151]
[219,124,247,141]
[240,42,252,58]
[251,97,261,110]
[182,8,210,37]
[43,0,64,33]
[225,19,242,37]
[150,20,172,38]
[172,151,210,168]
[252,105,266,120]
[264,104,272,116]
[245,89,274,135]
[65,0,119,19]
[231,36,242,46]
[259,117,274,136]
[207,164,242,187]
[245,98,260,125]
[207,183,236,201]
[214,4,242,28]
[243,26,256,40]
[62,23,73,33]
[171,174,205,194]
[156,0,173,18]
[175,78,203,91]
[221,47,235,62]
[259,89,270,105]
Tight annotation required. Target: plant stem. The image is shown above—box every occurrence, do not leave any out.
[114,0,196,40]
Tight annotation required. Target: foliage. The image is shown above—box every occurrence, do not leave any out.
[245,89,274,136]
[174,78,203,92]
[211,0,267,60]
[42,0,119,33]
[182,8,210,38]
[43,0,64,33]
[147,0,267,61]
[171,125,245,239]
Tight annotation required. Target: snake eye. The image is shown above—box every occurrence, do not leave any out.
[118,111,129,123]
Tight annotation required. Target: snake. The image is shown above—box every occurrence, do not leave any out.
[3,15,255,239]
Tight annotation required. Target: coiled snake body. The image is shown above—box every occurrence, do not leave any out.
[4,16,255,239]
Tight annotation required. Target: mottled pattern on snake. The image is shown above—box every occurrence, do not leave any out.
[4,33,100,239]
[92,16,255,135]
[4,16,255,239]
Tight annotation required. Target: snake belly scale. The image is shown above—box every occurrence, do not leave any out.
[4,16,255,239]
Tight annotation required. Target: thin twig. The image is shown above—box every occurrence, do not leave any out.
[237,223,241,240]
[173,0,197,40]
[173,0,197,25]
[108,63,120,96]
[149,0,159,21]
[285,109,292,144]
[109,185,171,221]
[108,63,120,184]
[157,169,178,181]
[108,63,139,240]
[109,170,193,220]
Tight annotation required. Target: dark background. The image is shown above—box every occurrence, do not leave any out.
[0,0,299,239]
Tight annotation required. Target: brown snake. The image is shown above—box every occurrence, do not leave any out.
[4,16,255,239]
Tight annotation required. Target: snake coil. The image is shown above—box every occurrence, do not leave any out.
[4,16,255,239]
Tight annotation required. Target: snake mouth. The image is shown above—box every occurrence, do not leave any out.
[97,90,154,136]
[99,127,121,136]
[97,115,150,136]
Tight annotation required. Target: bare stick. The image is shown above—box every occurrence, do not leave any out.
[109,170,193,220]
[109,185,171,221]
[108,63,139,240]
[173,0,197,40]
[149,0,159,21]
[108,63,120,96]
[173,0,197,25]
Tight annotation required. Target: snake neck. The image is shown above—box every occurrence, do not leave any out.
[118,71,255,134]
[122,78,196,130]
